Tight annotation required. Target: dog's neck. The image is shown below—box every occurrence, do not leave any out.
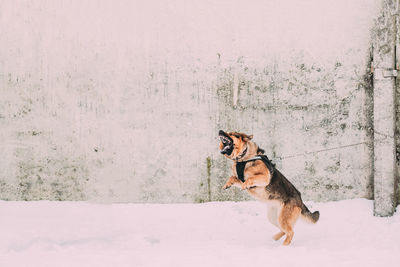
[235,141,260,162]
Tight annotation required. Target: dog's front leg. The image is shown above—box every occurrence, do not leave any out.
[241,174,269,190]
[222,176,243,189]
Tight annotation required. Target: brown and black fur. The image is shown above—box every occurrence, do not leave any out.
[219,130,319,246]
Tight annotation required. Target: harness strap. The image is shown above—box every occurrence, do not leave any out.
[236,155,275,183]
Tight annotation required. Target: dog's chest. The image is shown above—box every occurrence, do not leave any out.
[232,161,257,180]
[241,162,275,202]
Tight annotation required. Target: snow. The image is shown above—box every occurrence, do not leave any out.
[0,199,399,267]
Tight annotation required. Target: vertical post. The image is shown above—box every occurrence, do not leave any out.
[373,0,398,217]
[395,0,400,210]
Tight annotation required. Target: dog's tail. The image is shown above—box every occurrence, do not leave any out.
[300,203,320,224]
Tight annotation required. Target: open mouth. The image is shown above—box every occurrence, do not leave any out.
[219,130,233,155]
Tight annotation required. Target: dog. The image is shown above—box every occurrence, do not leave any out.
[218,130,319,245]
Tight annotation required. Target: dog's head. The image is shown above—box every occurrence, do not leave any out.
[218,130,253,160]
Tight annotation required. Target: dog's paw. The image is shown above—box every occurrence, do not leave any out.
[222,180,234,190]
[222,183,231,190]
[223,176,240,190]
[241,179,254,190]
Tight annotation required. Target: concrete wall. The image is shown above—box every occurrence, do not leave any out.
[0,0,394,203]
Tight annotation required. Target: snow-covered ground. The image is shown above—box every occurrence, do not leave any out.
[0,199,398,267]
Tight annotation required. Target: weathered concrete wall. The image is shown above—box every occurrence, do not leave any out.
[395,0,400,206]
[397,69,400,204]
[210,0,382,202]
[372,0,398,216]
[211,56,376,202]
[0,0,391,203]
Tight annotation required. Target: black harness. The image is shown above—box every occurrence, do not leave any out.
[236,155,275,182]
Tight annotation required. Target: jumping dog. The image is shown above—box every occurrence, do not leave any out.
[219,130,319,245]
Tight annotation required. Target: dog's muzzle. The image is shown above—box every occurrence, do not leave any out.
[219,130,233,155]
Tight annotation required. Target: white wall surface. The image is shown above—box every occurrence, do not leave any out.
[0,0,384,202]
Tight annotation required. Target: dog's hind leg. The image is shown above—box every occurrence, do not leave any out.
[278,204,301,246]
[272,231,285,241]
[267,204,279,226]
[267,204,285,241]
